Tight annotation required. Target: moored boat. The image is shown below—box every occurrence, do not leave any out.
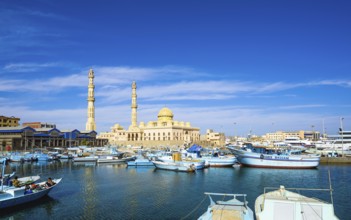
[198,192,254,220]
[152,160,196,172]
[127,156,154,166]
[158,152,206,170]
[202,155,237,167]
[255,185,339,220]
[73,156,98,162]
[227,144,320,168]
[0,178,62,209]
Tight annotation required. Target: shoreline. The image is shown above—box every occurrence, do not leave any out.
[320,156,351,164]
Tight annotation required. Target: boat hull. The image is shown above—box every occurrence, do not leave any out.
[73,157,98,162]
[229,148,320,168]
[198,192,254,220]
[0,178,62,209]
[127,159,154,166]
[152,161,195,172]
[203,156,237,167]
[255,186,339,220]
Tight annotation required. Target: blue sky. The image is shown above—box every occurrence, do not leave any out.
[0,0,350,136]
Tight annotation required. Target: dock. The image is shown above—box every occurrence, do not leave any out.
[320,156,351,164]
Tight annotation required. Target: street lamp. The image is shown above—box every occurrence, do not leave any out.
[233,122,237,141]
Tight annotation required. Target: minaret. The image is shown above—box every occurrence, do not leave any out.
[131,81,138,128]
[86,68,96,131]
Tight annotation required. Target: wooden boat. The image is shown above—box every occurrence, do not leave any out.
[198,192,254,220]
[0,178,62,209]
[152,161,196,172]
[255,185,339,220]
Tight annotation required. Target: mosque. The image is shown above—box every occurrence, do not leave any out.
[98,81,201,148]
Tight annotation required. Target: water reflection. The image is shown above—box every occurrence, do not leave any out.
[0,163,348,220]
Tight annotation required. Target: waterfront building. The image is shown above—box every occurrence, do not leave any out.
[264,130,320,142]
[0,115,20,127]
[85,68,97,131]
[22,122,56,129]
[98,81,200,148]
[199,129,225,147]
[0,126,107,151]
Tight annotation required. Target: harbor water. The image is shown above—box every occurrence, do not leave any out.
[1,161,349,220]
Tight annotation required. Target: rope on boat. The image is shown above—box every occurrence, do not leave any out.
[180,194,208,220]
[296,189,323,220]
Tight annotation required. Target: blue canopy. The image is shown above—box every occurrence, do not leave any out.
[187,144,202,152]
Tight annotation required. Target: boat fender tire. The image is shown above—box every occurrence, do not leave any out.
[260,154,264,159]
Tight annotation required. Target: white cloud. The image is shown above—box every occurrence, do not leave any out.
[3,62,59,72]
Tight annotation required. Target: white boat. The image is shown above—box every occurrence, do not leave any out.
[127,156,154,166]
[227,144,320,168]
[152,161,196,172]
[35,153,53,161]
[255,185,339,220]
[17,175,41,186]
[0,178,62,209]
[198,192,254,220]
[97,155,125,163]
[4,175,40,188]
[9,154,24,162]
[158,152,206,170]
[202,155,237,167]
[73,156,99,162]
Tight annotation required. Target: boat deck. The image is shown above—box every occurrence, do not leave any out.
[211,203,248,220]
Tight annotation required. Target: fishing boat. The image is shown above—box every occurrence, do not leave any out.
[0,178,62,209]
[255,185,339,220]
[73,155,99,162]
[152,161,196,172]
[198,192,254,220]
[97,155,124,163]
[16,175,41,187]
[202,155,237,167]
[127,156,154,166]
[158,152,206,170]
[185,144,236,167]
[227,144,320,168]
[0,172,15,185]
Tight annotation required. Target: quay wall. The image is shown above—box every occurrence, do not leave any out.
[320,156,351,164]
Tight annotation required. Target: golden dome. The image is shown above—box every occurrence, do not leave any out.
[158,107,174,121]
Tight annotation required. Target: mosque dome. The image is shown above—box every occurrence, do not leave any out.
[157,107,174,121]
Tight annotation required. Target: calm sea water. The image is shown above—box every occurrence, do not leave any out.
[1,161,349,220]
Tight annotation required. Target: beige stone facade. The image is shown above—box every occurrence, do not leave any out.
[199,129,225,147]
[264,130,320,142]
[0,115,20,127]
[86,69,96,131]
[98,81,200,148]
[99,107,200,148]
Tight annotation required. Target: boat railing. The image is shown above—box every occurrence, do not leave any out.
[204,192,248,207]
[262,186,333,203]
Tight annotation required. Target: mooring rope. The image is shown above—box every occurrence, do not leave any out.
[181,194,208,220]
